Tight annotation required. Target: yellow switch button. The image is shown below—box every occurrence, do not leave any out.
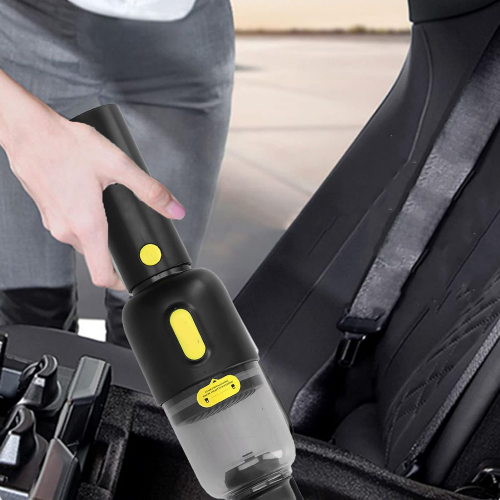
[140,244,162,266]
[170,309,206,360]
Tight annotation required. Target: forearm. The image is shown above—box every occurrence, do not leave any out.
[0,69,60,154]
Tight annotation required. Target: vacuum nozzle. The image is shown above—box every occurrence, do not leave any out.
[242,477,303,500]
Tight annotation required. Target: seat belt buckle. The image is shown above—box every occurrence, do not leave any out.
[336,333,366,368]
[336,313,385,368]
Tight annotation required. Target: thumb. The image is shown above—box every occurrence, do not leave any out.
[107,155,185,220]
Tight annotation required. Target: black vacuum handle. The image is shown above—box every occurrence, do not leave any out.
[71,104,191,292]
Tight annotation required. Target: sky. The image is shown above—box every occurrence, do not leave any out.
[232,0,411,31]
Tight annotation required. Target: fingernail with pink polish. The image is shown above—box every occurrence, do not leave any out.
[166,200,186,219]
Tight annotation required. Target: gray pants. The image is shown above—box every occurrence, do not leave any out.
[0,0,234,339]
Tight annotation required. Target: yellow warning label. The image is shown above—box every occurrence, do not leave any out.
[196,375,241,408]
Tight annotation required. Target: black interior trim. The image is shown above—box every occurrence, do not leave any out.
[408,0,500,23]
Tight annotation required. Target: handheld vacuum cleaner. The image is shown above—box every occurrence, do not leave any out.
[72,105,303,500]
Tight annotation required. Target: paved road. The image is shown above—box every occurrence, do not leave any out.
[77,35,410,329]
[198,35,409,296]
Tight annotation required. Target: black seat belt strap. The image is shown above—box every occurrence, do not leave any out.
[337,30,500,367]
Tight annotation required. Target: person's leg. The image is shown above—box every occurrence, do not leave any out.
[73,0,235,345]
[0,0,96,331]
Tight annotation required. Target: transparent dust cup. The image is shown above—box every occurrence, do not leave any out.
[163,361,297,499]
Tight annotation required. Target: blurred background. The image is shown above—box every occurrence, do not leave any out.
[232,0,409,31]
[78,1,411,338]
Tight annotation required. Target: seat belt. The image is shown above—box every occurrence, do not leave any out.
[336,28,500,368]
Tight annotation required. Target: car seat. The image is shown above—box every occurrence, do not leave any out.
[235,0,500,495]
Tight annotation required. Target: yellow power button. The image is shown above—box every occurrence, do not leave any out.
[140,244,162,266]
[170,309,206,361]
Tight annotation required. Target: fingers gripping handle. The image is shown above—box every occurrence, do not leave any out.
[71,104,191,292]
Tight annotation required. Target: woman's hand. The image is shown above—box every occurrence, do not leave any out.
[0,71,185,290]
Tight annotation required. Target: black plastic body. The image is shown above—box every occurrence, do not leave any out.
[70,104,297,497]
[71,105,191,293]
[71,104,259,404]
[123,268,259,405]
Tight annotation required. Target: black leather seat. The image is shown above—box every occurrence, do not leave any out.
[235,0,500,493]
